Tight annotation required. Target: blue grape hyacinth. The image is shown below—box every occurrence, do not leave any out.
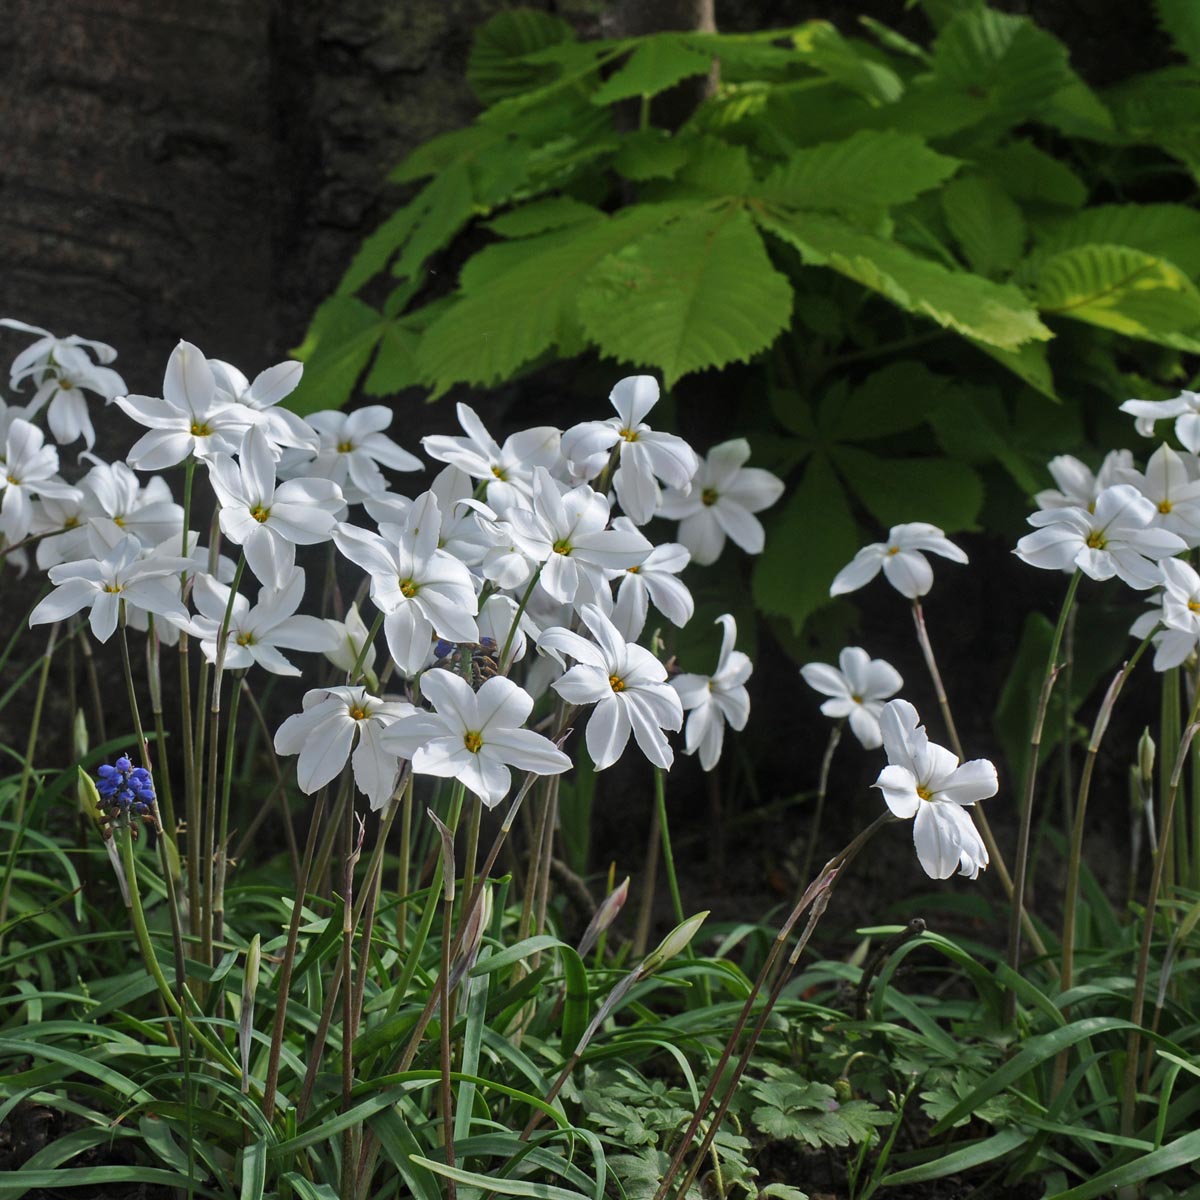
[96,756,156,817]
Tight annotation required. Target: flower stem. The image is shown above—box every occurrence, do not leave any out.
[1061,635,1152,993]
[0,622,57,949]
[652,812,893,1200]
[1005,570,1081,1024]
[911,599,1051,969]
[262,784,331,1123]
[1122,678,1200,1138]
[499,566,542,674]
[800,719,842,887]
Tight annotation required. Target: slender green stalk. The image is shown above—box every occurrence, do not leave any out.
[341,791,359,1200]
[499,565,542,673]
[397,774,413,951]
[145,618,178,850]
[1061,636,1152,993]
[117,824,241,1077]
[1005,570,1081,1023]
[1162,668,1181,894]
[654,767,685,928]
[355,768,543,1196]
[202,554,246,968]
[77,632,107,745]
[652,812,893,1200]
[800,720,842,887]
[212,672,245,945]
[262,785,331,1122]
[1122,680,1200,1138]
[632,798,661,958]
[0,622,58,946]
[912,597,1048,964]
[237,678,301,884]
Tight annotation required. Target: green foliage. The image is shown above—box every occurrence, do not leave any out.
[294,0,1200,633]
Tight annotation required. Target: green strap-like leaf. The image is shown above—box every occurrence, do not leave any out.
[576,206,792,387]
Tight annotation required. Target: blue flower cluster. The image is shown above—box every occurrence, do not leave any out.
[96,756,156,817]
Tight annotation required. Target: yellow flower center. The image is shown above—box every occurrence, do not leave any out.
[102,583,123,594]
[463,731,483,753]
[917,786,932,801]
[58,378,73,390]
[64,516,79,529]
[5,474,17,486]
[190,422,211,437]
[492,465,506,480]
[552,539,572,556]
[1085,531,1107,550]
[851,694,863,704]
[349,705,368,721]
[628,565,640,574]
[337,440,353,453]
[250,505,270,523]
[1189,600,1200,613]
[399,579,418,598]
[619,428,639,442]
[609,674,626,693]
[701,488,718,507]
[886,546,900,556]
[113,515,126,527]
[236,632,253,646]
[1159,500,1173,514]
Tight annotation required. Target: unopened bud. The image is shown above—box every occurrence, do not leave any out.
[641,911,708,975]
[240,935,262,1093]
[577,876,630,958]
[1138,728,1155,785]
[450,885,494,992]
[73,709,89,761]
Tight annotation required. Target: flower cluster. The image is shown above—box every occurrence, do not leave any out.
[96,755,156,819]
[2,325,784,817]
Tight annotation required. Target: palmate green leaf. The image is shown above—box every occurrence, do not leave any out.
[576,207,793,388]
[757,130,960,212]
[967,337,1057,401]
[1034,243,1200,349]
[487,197,605,238]
[467,9,575,103]
[974,140,1088,210]
[941,174,1027,277]
[1031,204,1200,278]
[614,130,690,181]
[416,203,695,393]
[757,208,1051,348]
[832,445,984,531]
[792,22,904,103]
[753,453,858,633]
[590,35,713,105]
[931,8,1074,118]
[287,296,386,414]
[1156,0,1200,65]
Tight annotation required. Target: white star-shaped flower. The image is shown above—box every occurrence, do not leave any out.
[539,604,682,770]
[658,438,783,565]
[381,670,570,808]
[831,523,968,599]
[873,699,996,880]
[670,614,751,771]
[800,647,903,750]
